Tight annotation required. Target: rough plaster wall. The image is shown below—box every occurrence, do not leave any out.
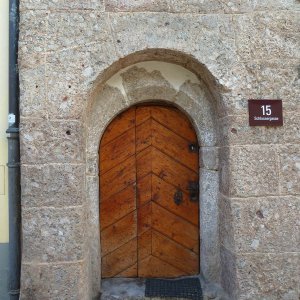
[18,1,300,299]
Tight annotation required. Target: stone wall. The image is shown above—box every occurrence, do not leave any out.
[19,1,299,299]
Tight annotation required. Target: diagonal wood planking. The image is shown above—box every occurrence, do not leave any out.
[100,108,138,278]
[100,105,199,278]
[136,106,199,277]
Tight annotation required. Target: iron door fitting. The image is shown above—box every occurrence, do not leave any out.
[188,143,199,153]
[188,181,199,202]
[174,189,183,206]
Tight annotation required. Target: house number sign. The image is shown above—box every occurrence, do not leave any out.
[248,99,283,126]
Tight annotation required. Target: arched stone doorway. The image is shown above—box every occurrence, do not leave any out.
[86,59,223,298]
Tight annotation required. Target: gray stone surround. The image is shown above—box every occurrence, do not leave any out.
[86,62,221,298]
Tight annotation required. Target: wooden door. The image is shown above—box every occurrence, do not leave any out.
[100,105,199,278]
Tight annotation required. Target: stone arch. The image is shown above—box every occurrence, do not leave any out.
[85,56,225,299]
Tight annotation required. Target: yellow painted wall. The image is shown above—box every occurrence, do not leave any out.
[0,0,9,243]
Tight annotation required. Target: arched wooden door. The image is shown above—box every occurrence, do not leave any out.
[99,105,199,278]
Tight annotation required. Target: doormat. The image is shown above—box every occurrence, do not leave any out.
[145,278,203,300]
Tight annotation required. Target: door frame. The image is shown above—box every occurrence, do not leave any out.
[85,61,221,295]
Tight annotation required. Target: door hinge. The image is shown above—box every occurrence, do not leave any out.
[188,143,199,153]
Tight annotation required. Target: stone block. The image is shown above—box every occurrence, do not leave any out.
[236,253,300,300]
[86,176,101,299]
[219,115,264,146]
[109,13,236,74]
[46,50,89,120]
[109,12,184,56]
[266,112,300,144]
[107,0,297,14]
[219,112,300,145]
[46,43,117,119]
[218,60,300,117]
[219,195,235,252]
[49,0,104,9]
[20,0,48,10]
[105,0,169,12]
[229,196,300,253]
[247,0,297,11]
[20,119,84,164]
[21,262,86,300]
[218,147,231,198]
[168,0,229,13]
[45,13,117,119]
[52,0,104,9]
[19,10,48,58]
[169,1,297,14]
[47,12,110,52]
[219,93,251,118]
[89,239,101,299]
[20,0,104,10]
[219,145,279,197]
[19,61,47,119]
[279,144,300,195]
[86,176,99,227]
[84,178,103,295]
[22,207,85,263]
[175,81,217,147]
[234,12,300,60]
[200,169,220,282]
[21,164,85,208]
[200,147,219,170]
[254,61,300,113]
[220,246,238,300]
[86,154,99,176]
[216,62,259,117]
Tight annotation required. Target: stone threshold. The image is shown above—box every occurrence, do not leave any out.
[100,277,230,300]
